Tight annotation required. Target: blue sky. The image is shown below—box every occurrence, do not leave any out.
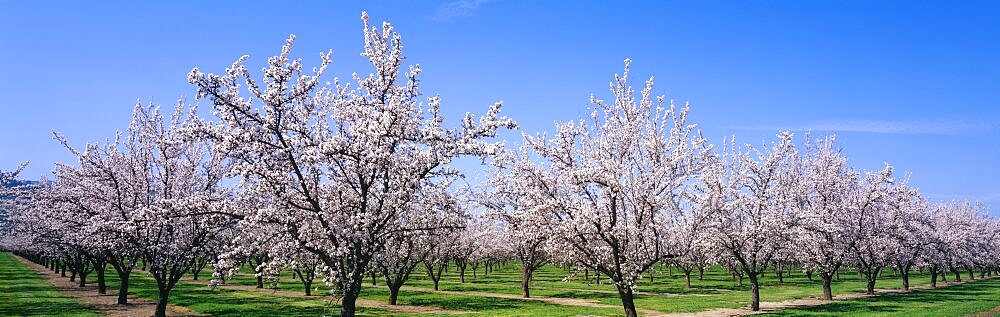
[1,1,998,213]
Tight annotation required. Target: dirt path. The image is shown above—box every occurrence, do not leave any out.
[518,284,716,297]
[14,255,206,317]
[651,277,997,317]
[968,305,1000,317]
[376,284,666,316]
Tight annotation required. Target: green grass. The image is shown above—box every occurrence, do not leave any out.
[760,277,1000,317]
[225,267,627,316]
[8,251,1000,317]
[97,268,389,316]
[224,261,988,315]
[91,263,626,317]
[0,253,100,317]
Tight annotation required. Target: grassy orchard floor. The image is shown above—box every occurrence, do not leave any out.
[0,253,100,317]
[225,262,946,314]
[6,251,1000,317]
[759,277,1000,317]
[82,258,624,316]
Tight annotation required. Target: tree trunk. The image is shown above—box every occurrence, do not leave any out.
[78,271,87,287]
[60,263,67,277]
[698,267,705,280]
[304,280,312,296]
[256,275,264,288]
[821,273,833,300]
[341,287,360,317]
[749,273,761,311]
[968,268,975,280]
[865,277,876,295]
[930,269,938,288]
[617,287,638,317]
[155,288,169,317]
[117,273,130,305]
[459,266,466,283]
[521,266,533,298]
[388,283,401,305]
[954,270,962,282]
[96,262,107,294]
[684,271,692,288]
[901,269,910,291]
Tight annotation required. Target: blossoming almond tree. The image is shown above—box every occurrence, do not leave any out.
[482,152,552,298]
[883,179,929,291]
[504,60,712,317]
[375,181,464,304]
[188,13,514,317]
[703,133,799,311]
[788,134,856,300]
[844,165,898,295]
[0,162,28,240]
[128,103,236,317]
[451,215,491,283]
[52,121,148,304]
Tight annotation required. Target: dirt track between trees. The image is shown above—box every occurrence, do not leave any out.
[14,254,206,317]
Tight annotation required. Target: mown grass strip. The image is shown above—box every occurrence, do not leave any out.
[0,252,100,317]
[759,277,1000,317]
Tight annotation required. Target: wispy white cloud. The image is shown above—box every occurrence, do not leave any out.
[430,0,493,22]
[730,119,997,136]
[925,190,1000,212]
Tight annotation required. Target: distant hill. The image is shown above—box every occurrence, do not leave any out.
[3,180,39,188]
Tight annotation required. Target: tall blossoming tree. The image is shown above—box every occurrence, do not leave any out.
[843,165,898,295]
[0,162,28,236]
[501,60,712,317]
[188,13,514,317]
[703,133,799,311]
[128,103,235,317]
[883,179,929,291]
[788,134,856,300]
[482,151,552,298]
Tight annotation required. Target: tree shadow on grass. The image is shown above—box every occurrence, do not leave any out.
[763,279,1000,317]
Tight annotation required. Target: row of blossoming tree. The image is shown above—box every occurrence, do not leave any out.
[2,12,998,317]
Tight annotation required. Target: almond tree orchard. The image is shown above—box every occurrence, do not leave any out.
[2,8,1000,317]
[186,13,514,317]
